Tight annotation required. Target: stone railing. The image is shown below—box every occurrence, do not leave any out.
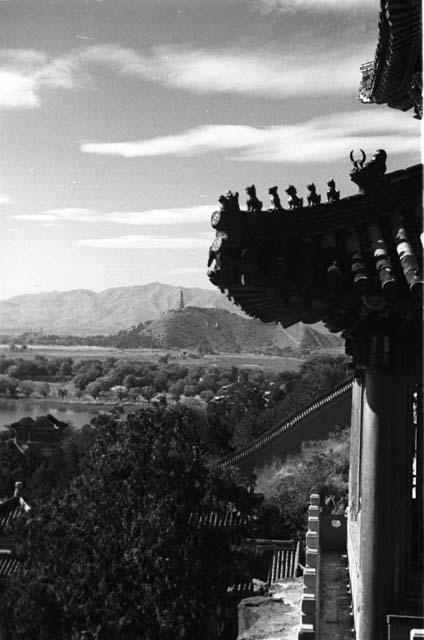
[298,493,321,639]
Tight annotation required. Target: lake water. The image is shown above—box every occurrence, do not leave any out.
[0,400,100,430]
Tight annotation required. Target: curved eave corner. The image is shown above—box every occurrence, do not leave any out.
[206,160,423,333]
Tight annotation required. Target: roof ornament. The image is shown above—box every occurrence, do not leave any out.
[307,183,321,206]
[211,191,239,228]
[327,180,340,203]
[207,233,227,273]
[350,149,388,195]
[285,185,303,209]
[350,149,366,171]
[268,186,283,212]
[218,190,240,215]
[245,185,263,212]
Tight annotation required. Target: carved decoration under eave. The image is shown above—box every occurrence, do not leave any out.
[409,72,423,120]
[391,213,424,296]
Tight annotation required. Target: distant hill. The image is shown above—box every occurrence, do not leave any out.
[299,326,345,352]
[0,283,244,335]
[127,307,344,354]
[0,283,344,353]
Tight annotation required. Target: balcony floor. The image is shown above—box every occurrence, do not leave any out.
[318,551,353,640]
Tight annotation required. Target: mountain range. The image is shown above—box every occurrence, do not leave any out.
[0,283,344,353]
[0,282,242,335]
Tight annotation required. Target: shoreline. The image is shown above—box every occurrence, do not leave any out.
[0,396,144,411]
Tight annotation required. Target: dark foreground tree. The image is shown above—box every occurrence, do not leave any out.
[1,407,256,640]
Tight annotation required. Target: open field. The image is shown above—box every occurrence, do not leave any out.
[0,344,306,374]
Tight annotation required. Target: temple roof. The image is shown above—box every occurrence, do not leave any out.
[0,489,30,580]
[207,155,423,351]
[10,414,67,447]
[359,0,422,118]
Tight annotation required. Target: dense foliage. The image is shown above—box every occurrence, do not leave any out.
[206,354,350,454]
[0,352,353,637]
[0,421,97,500]
[0,407,258,640]
[256,426,350,536]
[0,353,350,460]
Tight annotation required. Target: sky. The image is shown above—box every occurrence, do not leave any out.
[0,0,421,300]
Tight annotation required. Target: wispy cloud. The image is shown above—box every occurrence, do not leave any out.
[0,40,368,109]
[0,48,86,109]
[257,0,375,12]
[77,235,209,250]
[13,204,214,225]
[147,46,363,98]
[80,110,420,164]
[0,70,39,108]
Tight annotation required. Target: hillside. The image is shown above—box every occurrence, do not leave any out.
[0,283,244,335]
[136,307,344,354]
[0,283,344,353]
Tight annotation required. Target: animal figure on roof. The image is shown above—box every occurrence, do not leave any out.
[218,191,240,214]
[306,183,321,206]
[218,195,227,212]
[350,148,388,193]
[367,149,387,175]
[285,185,303,209]
[245,185,263,212]
[327,179,340,203]
[268,186,283,212]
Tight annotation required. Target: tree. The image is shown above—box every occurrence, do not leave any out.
[140,385,155,401]
[0,407,257,639]
[86,380,108,399]
[183,384,196,397]
[19,380,34,397]
[199,389,214,402]
[256,427,350,536]
[73,361,104,391]
[0,356,14,374]
[168,379,185,399]
[205,380,267,454]
[58,358,74,378]
[0,374,19,397]
[37,382,50,398]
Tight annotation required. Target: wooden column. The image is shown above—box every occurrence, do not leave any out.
[357,369,387,640]
[348,374,363,519]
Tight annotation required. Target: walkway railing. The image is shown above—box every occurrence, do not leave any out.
[218,379,353,468]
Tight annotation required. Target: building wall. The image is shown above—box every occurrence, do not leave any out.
[347,368,423,640]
